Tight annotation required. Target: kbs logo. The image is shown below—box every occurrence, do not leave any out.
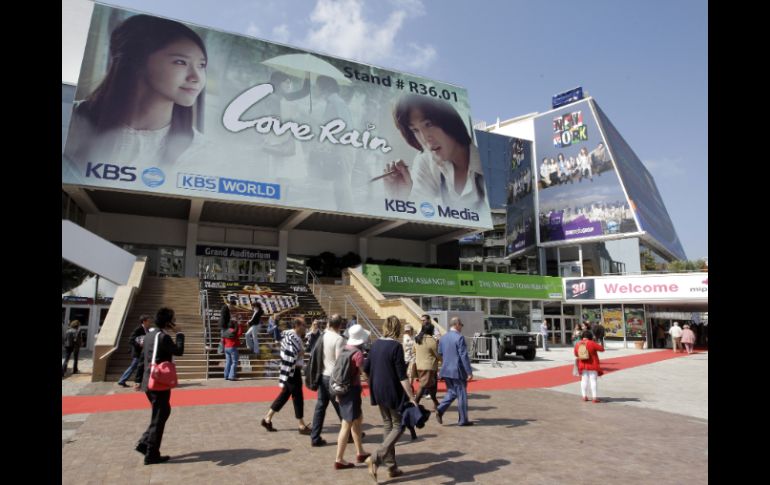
[420,202,435,218]
[85,163,136,181]
[177,173,217,192]
[385,199,416,214]
[141,167,165,187]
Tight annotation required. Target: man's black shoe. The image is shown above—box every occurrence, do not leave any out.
[458,421,474,426]
[135,443,147,455]
[436,410,444,424]
[311,438,327,447]
[118,382,129,388]
[144,455,170,465]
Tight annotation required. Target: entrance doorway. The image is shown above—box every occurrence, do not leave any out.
[544,316,578,346]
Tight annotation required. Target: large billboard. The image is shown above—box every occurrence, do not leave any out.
[504,136,536,257]
[533,99,638,243]
[62,5,492,230]
[363,264,563,300]
[563,273,708,303]
[592,102,687,260]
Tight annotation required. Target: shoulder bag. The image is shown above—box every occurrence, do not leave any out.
[148,331,178,391]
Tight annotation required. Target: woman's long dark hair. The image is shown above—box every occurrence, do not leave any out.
[77,14,207,164]
[414,321,434,345]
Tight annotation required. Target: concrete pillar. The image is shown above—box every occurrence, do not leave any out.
[184,222,198,277]
[359,237,368,263]
[276,230,288,283]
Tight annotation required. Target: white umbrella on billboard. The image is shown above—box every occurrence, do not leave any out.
[262,53,352,112]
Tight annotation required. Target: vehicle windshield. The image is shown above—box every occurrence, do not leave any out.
[487,317,527,331]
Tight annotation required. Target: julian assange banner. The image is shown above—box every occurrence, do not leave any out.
[62,4,492,230]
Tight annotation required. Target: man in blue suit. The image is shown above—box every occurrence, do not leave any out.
[436,317,474,426]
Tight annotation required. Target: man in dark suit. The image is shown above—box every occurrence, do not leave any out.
[436,317,473,426]
[118,314,151,388]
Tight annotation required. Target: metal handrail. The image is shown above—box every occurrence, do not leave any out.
[344,295,382,339]
[307,267,334,315]
[199,289,211,380]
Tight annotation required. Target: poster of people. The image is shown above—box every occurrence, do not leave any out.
[592,102,686,260]
[533,99,638,243]
[601,306,624,338]
[62,4,493,230]
[505,137,536,257]
[624,305,647,339]
[581,306,602,327]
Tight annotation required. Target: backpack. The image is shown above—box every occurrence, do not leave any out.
[329,347,358,396]
[577,341,590,361]
[64,329,76,348]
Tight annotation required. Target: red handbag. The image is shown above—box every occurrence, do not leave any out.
[148,331,178,391]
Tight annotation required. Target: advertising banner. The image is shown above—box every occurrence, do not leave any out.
[504,137,536,257]
[363,264,563,300]
[592,102,686,260]
[533,99,638,243]
[63,5,493,230]
[200,280,324,321]
[601,305,624,338]
[564,273,708,302]
[624,305,646,339]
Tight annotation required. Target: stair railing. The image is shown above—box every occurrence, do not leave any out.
[306,267,334,316]
[199,289,211,380]
[345,295,382,338]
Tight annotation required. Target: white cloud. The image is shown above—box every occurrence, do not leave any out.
[404,43,436,70]
[303,0,436,71]
[246,21,260,37]
[272,24,291,43]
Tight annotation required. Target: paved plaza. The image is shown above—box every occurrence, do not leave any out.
[62,347,708,484]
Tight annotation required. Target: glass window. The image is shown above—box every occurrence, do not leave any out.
[428,296,447,311]
[450,297,476,311]
[489,299,509,315]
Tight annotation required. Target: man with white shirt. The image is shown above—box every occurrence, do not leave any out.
[668,321,684,353]
[309,314,345,447]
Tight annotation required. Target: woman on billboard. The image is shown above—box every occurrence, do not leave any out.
[64,14,207,171]
[379,94,489,212]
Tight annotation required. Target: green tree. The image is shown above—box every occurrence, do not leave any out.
[665,259,707,272]
[640,249,658,271]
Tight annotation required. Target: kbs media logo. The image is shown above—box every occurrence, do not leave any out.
[384,199,479,221]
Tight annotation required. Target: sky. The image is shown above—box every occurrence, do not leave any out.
[94,0,708,260]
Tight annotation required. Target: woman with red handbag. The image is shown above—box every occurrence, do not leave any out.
[136,307,185,465]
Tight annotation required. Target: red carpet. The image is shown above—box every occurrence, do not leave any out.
[62,350,695,415]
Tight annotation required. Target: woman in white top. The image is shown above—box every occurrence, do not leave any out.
[64,14,207,172]
[381,95,489,212]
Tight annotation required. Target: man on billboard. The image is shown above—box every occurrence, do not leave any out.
[380,95,489,213]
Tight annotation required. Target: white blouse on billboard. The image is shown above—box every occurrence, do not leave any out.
[410,148,488,211]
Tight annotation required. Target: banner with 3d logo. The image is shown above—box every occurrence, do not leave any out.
[563,273,709,302]
[62,4,493,230]
[363,265,563,300]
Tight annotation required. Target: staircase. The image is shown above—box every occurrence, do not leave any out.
[312,284,384,335]
[105,277,207,381]
[207,283,327,380]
